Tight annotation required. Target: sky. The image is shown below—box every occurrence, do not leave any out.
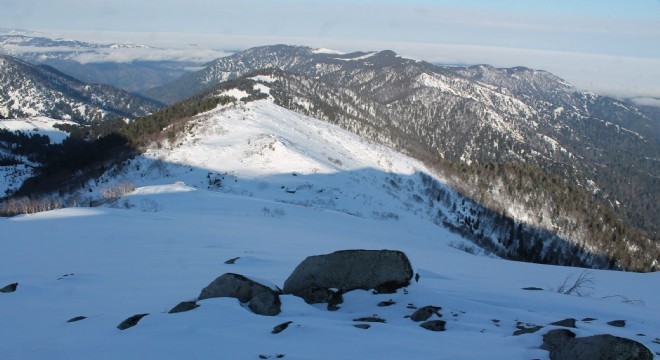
[1,0,660,100]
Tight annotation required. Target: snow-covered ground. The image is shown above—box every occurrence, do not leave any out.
[1,99,658,359]
[0,117,75,144]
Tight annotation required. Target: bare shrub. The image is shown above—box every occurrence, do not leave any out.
[556,270,595,296]
[101,181,136,202]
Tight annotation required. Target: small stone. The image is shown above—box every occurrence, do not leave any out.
[420,320,446,332]
[581,317,597,322]
[410,306,441,322]
[377,300,396,307]
[168,301,200,314]
[224,257,240,264]
[276,355,285,359]
[259,355,269,359]
[550,318,577,328]
[522,287,544,291]
[354,324,371,329]
[0,282,18,293]
[607,320,626,327]
[513,322,543,336]
[353,316,386,323]
[66,316,86,323]
[272,321,293,334]
[117,313,149,330]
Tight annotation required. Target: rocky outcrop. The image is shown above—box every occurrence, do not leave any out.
[541,329,652,360]
[283,250,413,304]
[198,273,281,316]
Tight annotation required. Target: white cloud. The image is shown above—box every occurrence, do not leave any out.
[630,97,660,108]
[70,48,230,64]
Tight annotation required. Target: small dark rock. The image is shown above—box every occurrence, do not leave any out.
[168,301,200,314]
[581,317,597,322]
[224,257,240,264]
[259,355,269,359]
[652,338,660,345]
[354,324,371,329]
[66,316,86,323]
[607,320,626,327]
[276,355,285,359]
[271,321,293,334]
[514,322,543,336]
[0,282,18,293]
[522,287,544,291]
[406,303,417,309]
[377,300,396,307]
[550,318,577,328]
[353,316,386,323]
[410,306,441,322]
[420,320,446,332]
[117,313,149,330]
[415,273,420,282]
[637,333,645,336]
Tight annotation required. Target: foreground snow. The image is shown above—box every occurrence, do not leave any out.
[1,184,658,359]
[1,100,658,359]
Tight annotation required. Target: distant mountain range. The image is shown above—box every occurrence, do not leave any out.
[0,54,162,122]
[1,43,657,271]
[0,30,213,93]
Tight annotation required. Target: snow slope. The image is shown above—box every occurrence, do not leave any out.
[0,117,75,144]
[1,99,658,359]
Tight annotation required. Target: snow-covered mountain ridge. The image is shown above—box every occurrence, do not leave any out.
[144,46,658,245]
[0,54,162,122]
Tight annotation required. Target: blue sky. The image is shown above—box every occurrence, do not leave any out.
[2,0,659,99]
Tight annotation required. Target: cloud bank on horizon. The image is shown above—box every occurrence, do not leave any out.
[2,0,659,99]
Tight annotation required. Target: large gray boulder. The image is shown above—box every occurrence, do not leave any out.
[541,329,652,360]
[198,273,281,316]
[283,250,413,304]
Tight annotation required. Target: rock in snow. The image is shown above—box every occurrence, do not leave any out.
[283,250,413,304]
[117,313,149,330]
[0,282,18,293]
[410,306,442,322]
[541,329,652,360]
[198,273,281,316]
[168,301,200,314]
[420,320,446,332]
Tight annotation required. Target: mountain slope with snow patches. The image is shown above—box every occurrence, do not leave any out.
[0,54,162,122]
[1,98,658,359]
